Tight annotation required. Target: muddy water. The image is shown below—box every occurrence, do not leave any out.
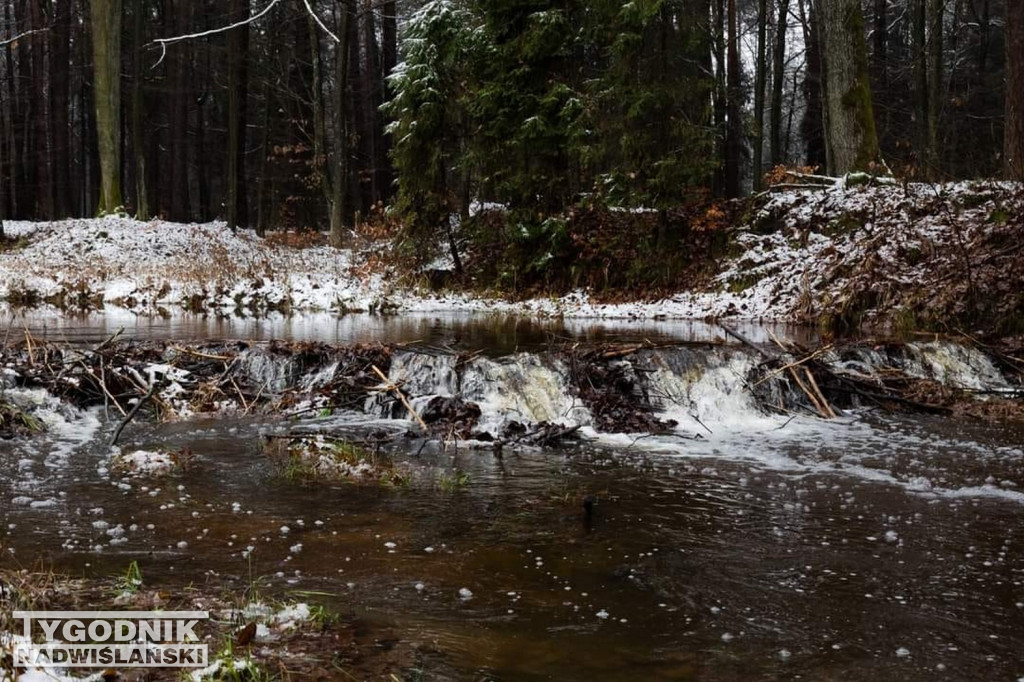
[2,318,1024,681]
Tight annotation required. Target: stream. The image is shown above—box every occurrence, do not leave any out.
[2,312,1023,681]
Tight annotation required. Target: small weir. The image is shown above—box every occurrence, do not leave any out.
[2,320,1023,680]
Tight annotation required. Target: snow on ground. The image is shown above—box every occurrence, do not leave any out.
[109,448,178,476]
[0,181,1018,322]
[0,216,388,313]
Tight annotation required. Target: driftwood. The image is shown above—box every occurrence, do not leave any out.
[371,364,428,432]
[721,324,837,419]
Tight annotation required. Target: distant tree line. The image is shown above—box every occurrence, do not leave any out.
[0,0,1021,246]
[0,0,395,242]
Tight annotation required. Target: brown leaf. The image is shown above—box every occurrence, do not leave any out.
[235,621,257,647]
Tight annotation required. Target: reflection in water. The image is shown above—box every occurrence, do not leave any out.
[2,307,816,352]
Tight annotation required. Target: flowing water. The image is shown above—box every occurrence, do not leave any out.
[2,313,1024,681]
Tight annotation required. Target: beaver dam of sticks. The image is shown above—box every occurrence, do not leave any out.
[3,329,1022,452]
[3,328,1024,680]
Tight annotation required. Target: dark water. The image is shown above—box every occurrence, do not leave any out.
[3,412,1024,681]
[3,308,815,354]
[1,315,1023,681]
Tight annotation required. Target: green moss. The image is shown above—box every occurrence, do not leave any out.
[726,272,764,293]
[0,400,44,437]
[988,207,1010,224]
[823,213,863,236]
[890,307,919,335]
[841,4,882,172]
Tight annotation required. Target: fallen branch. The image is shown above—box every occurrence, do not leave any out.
[719,324,780,361]
[802,366,837,418]
[109,381,160,446]
[752,345,833,387]
[371,365,428,432]
[84,363,127,417]
[94,327,125,353]
[172,346,231,361]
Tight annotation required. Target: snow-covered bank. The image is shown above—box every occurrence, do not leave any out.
[1,180,1021,327]
[0,215,716,318]
[0,216,390,313]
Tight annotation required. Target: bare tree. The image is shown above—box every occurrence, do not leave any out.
[92,0,123,214]
[819,0,882,174]
[725,0,743,196]
[1006,0,1024,179]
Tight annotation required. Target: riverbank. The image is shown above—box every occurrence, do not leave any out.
[1,179,1021,335]
[0,568,428,681]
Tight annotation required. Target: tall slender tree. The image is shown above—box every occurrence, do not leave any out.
[226,0,250,228]
[131,0,149,220]
[50,0,73,217]
[1007,0,1024,180]
[926,0,943,177]
[724,0,742,196]
[330,0,354,246]
[92,0,123,214]
[770,0,790,166]
[752,0,767,190]
[819,0,881,174]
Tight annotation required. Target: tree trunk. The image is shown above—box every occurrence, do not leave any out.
[30,0,52,218]
[926,0,943,178]
[256,81,271,236]
[770,0,790,166]
[712,0,727,195]
[1,1,14,219]
[1007,0,1024,179]
[359,0,380,204]
[330,0,354,247]
[131,0,149,220]
[724,0,742,197]
[870,0,888,153]
[226,0,249,228]
[912,0,928,174]
[50,0,73,217]
[378,0,396,197]
[753,0,767,190]
[168,0,190,221]
[309,15,329,204]
[91,0,123,215]
[819,0,881,174]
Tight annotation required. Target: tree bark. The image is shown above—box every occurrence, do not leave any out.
[226,0,250,228]
[50,0,73,217]
[309,15,329,205]
[1007,0,1024,179]
[913,0,928,173]
[926,0,943,178]
[131,0,148,220]
[770,0,790,166]
[330,0,354,247]
[724,0,742,197]
[30,0,52,218]
[168,0,190,221]
[712,0,727,195]
[91,0,123,214]
[359,0,380,204]
[379,0,396,196]
[753,0,767,189]
[819,0,881,174]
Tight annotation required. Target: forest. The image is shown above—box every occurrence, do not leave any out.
[0,0,1021,289]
